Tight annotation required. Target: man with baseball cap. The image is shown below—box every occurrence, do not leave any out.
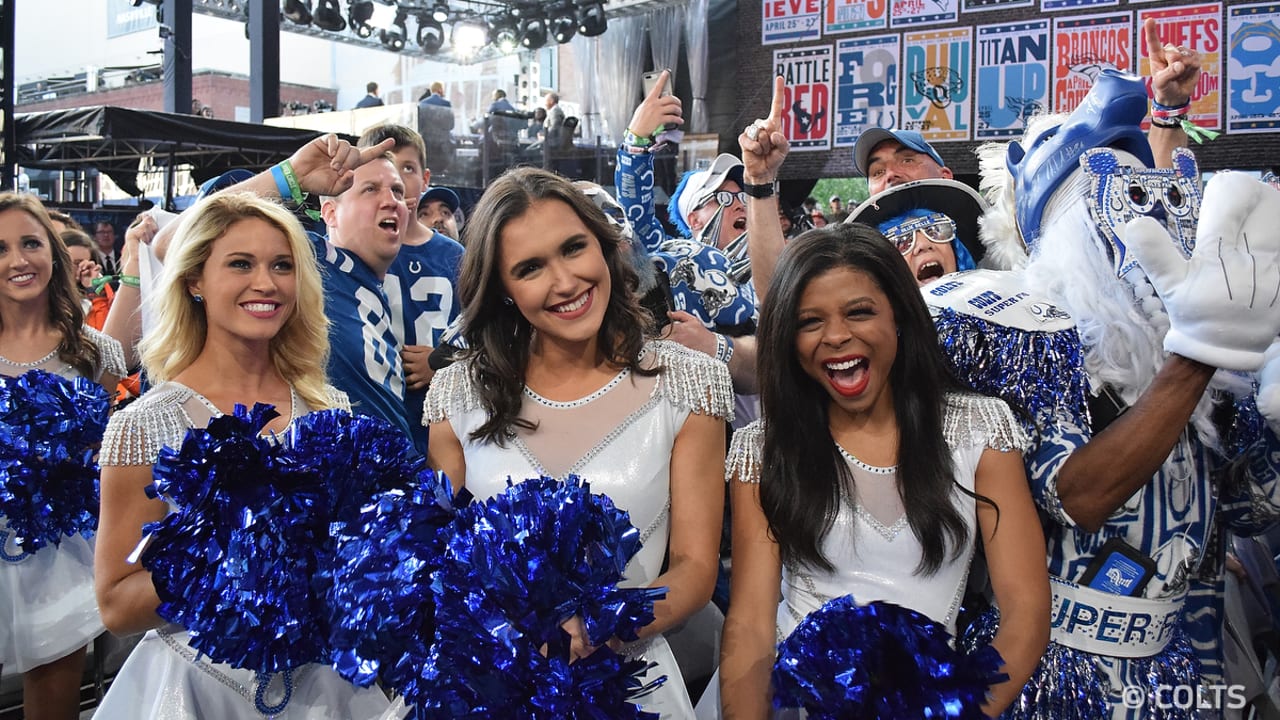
[669,152,748,252]
[418,185,461,242]
[853,128,951,195]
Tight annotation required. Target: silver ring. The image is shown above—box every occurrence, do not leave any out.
[745,123,761,141]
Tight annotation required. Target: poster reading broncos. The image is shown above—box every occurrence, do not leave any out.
[1052,12,1133,114]
[1226,2,1280,133]
[975,20,1050,139]
[903,27,973,141]
[775,46,835,151]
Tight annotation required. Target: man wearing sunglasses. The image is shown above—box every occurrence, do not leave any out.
[669,153,750,252]
[846,178,987,286]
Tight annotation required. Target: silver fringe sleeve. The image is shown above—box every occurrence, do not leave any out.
[727,420,765,484]
[648,340,736,422]
[99,385,195,467]
[942,393,1031,453]
[85,326,127,381]
[325,385,352,413]
[422,361,479,425]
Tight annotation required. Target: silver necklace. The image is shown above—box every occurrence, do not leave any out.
[0,346,59,368]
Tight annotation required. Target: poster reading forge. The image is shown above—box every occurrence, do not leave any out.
[903,27,974,141]
[1227,2,1280,133]
[1053,12,1133,114]
[1137,3,1223,130]
[775,46,836,151]
[835,34,902,147]
[975,20,1050,139]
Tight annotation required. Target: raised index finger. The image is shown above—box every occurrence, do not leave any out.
[1144,18,1166,67]
[767,75,786,123]
[646,69,670,101]
[357,137,397,165]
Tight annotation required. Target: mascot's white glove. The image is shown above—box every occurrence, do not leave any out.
[1256,340,1280,434]
[1124,173,1280,371]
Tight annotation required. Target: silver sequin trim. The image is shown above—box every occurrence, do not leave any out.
[523,367,631,409]
[942,393,1030,453]
[156,629,307,716]
[85,326,127,380]
[836,445,896,475]
[727,420,764,484]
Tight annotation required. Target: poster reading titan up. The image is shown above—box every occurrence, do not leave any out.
[1137,4,1222,130]
[975,20,1051,139]
[1227,2,1280,133]
[775,45,836,151]
[1052,12,1133,114]
[902,27,973,142]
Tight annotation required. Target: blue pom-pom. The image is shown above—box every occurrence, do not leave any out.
[141,406,427,676]
[0,369,111,550]
[773,597,1008,720]
[413,475,664,719]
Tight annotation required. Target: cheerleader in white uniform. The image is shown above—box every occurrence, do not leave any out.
[710,227,1050,719]
[426,167,733,718]
[0,193,124,720]
[93,193,388,719]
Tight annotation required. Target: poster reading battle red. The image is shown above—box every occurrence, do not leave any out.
[775,45,836,151]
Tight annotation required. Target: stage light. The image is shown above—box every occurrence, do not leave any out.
[578,2,607,37]
[430,1,449,23]
[488,12,519,54]
[380,9,408,50]
[417,15,445,53]
[283,0,313,25]
[519,15,547,50]
[348,0,374,37]
[452,17,487,57]
[313,0,346,30]
[550,4,576,44]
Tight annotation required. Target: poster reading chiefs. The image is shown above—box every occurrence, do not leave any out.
[891,0,959,28]
[1053,12,1133,114]
[826,0,888,35]
[975,20,1050,139]
[1227,2,1280,133]
[834,35,902,146]
[902,27,973,141]
[762,0,823,45]
[1138,4,1222,130]
[775,46,836,150]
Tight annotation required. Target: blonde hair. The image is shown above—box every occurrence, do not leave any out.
[140,192,333,411]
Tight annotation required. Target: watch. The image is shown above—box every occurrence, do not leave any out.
[742,181,776,199]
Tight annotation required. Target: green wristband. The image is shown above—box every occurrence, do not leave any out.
[118,275,141,289]
[279,160,307,205]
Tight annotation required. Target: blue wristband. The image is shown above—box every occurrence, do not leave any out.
[270,163,292,201]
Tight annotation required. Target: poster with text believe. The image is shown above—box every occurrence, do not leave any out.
[763,0,824,45]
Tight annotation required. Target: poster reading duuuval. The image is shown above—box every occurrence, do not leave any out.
[776,46,836,151]
[975,20,1051,139]
[1053,12,1133,114]
[1227,3,1280,133]
[835,35,902,147]
[903,27,973,142]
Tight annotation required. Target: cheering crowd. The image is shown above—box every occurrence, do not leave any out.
[4,15,1280,720]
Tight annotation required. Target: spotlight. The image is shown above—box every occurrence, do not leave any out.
[519,15,547,49]
[452,17,487,57]
[430,1,449,23]
[550,4,576,44]
[488,12,519,53]
[578,1,606,37]
[283,0,313,25]
[380,9,408,50]
[313,0,345,30]
[348,0,374,37]
[416,14,445,53]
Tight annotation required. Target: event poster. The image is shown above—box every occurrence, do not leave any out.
[891,0,959,29]
[834,35,902,147]
[825,0,888,34]
[1226,3,1280,133]
[902,27,973,141]
[775,46,836,150]
[963,0,1033,12]
[762,0,823,45]
[975,20,1051,139]
[1053,12,1133,113]
[1042,0,1118,14]
[1137,4,1222,129]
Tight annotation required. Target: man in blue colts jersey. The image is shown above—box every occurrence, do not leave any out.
[231,134,415,444]
[358,124,464,455]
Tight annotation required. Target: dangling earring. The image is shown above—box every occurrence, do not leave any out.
[192,293,204,304]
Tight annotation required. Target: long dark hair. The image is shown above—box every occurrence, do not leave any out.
[456,167,655,444]
[0,193,100,379]
[757,223,969,574]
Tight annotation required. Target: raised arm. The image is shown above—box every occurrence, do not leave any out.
[615,69,684,256]
[740,76,790,302]
[233,134,397,200]
[1143,17,1200,169]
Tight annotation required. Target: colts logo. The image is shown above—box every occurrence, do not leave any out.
[1081,146,1202,278]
